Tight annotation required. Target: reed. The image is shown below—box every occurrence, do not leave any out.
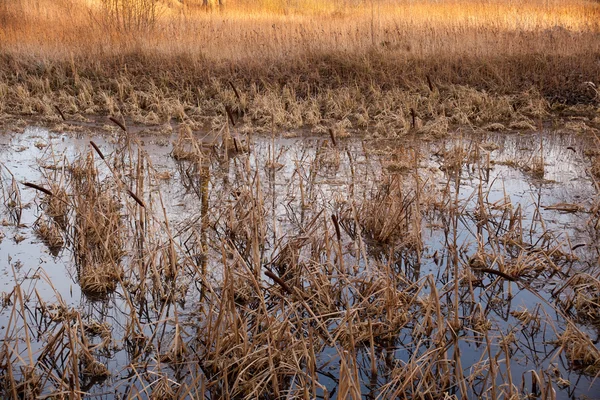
[1,63,600,400]
[1,0,599,134]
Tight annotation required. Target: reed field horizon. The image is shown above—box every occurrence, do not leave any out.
[1,0,599,134]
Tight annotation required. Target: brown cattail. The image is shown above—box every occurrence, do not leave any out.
[109,116,127,132]
[328,128,337,147]
[126,189,146,208]
[476,267,516,282]
[90,141,105,160]
[331,214,342,242]
[229,80,241,101]
[265,270,292,295]
[225,105,236,126]
[22,182,53,197]
[426,75,434,92]
[54,105,66,121]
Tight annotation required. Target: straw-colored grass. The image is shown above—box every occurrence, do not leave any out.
[1,130,600,398]
[2,1,600,399]
[70,151,125,298]
[34,217,64,252]
[1,0,599,133]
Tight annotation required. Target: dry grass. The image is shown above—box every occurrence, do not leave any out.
[2,1,600,398]
[34,216,64,253]
[0,0,599,134]
[0,132,599,398]
[557,325,600,375]
[340,172,419,247]
[69,151,125,298]
[590,138,600,179]
[593,156,600,178]
[171,124,205,161]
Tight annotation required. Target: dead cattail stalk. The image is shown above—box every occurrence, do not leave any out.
[426,75,434,92]
[225,105,236,126]
[22,182,54,197]
[126,188,146,208]
[109,116,127,132]
[331,214,342,242]
[228,80,241,102]
[54,105,66,121]
[328,128,337,147]
[265,270,292,294]
[90,141,105,160]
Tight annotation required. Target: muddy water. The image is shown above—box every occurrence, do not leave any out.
[0,126,599,399]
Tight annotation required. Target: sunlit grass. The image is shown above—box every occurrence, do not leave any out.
[0,0,598,132]
[3,0,599,60]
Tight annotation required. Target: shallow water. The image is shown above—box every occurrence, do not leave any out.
[0,126,599,399]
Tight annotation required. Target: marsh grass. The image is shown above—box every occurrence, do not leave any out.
[171,124,204,162]
[41,184,69,228]
[340,172,419,248]
[0,165,23,225]
[25,130,587,397]
[589,134,600,180]
[1,3,600,391]
[68,151,126,298]
[557,325,600,376]
[33,216,64,254]
[1,0,599,134]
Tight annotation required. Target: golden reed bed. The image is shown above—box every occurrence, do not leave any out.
[1,0,599,134]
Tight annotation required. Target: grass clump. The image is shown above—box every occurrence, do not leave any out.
[557,325,600,376]
[34,216,64,254]
[340,173,419,248]
[70,151,124,299]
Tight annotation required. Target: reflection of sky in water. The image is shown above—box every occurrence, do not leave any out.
[0,127,598,399]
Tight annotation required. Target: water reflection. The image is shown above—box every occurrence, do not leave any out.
[0,127,598,399]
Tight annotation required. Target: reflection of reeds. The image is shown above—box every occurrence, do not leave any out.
[70,152,124,299]
[530,130,545,179]
[34,216,64,254]
[2,132,600,399]
[0,166,22,225]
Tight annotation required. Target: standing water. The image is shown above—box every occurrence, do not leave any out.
[0,126,599,399]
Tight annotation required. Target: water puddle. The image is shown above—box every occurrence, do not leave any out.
[0,126,599,399]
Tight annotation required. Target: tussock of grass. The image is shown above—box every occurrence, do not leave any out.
[70,151,124,298]
[340,173,419,247]
[171,124,204,162]
[34,217,64,253]
[557,325,600,375]
[41,184,68,227]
